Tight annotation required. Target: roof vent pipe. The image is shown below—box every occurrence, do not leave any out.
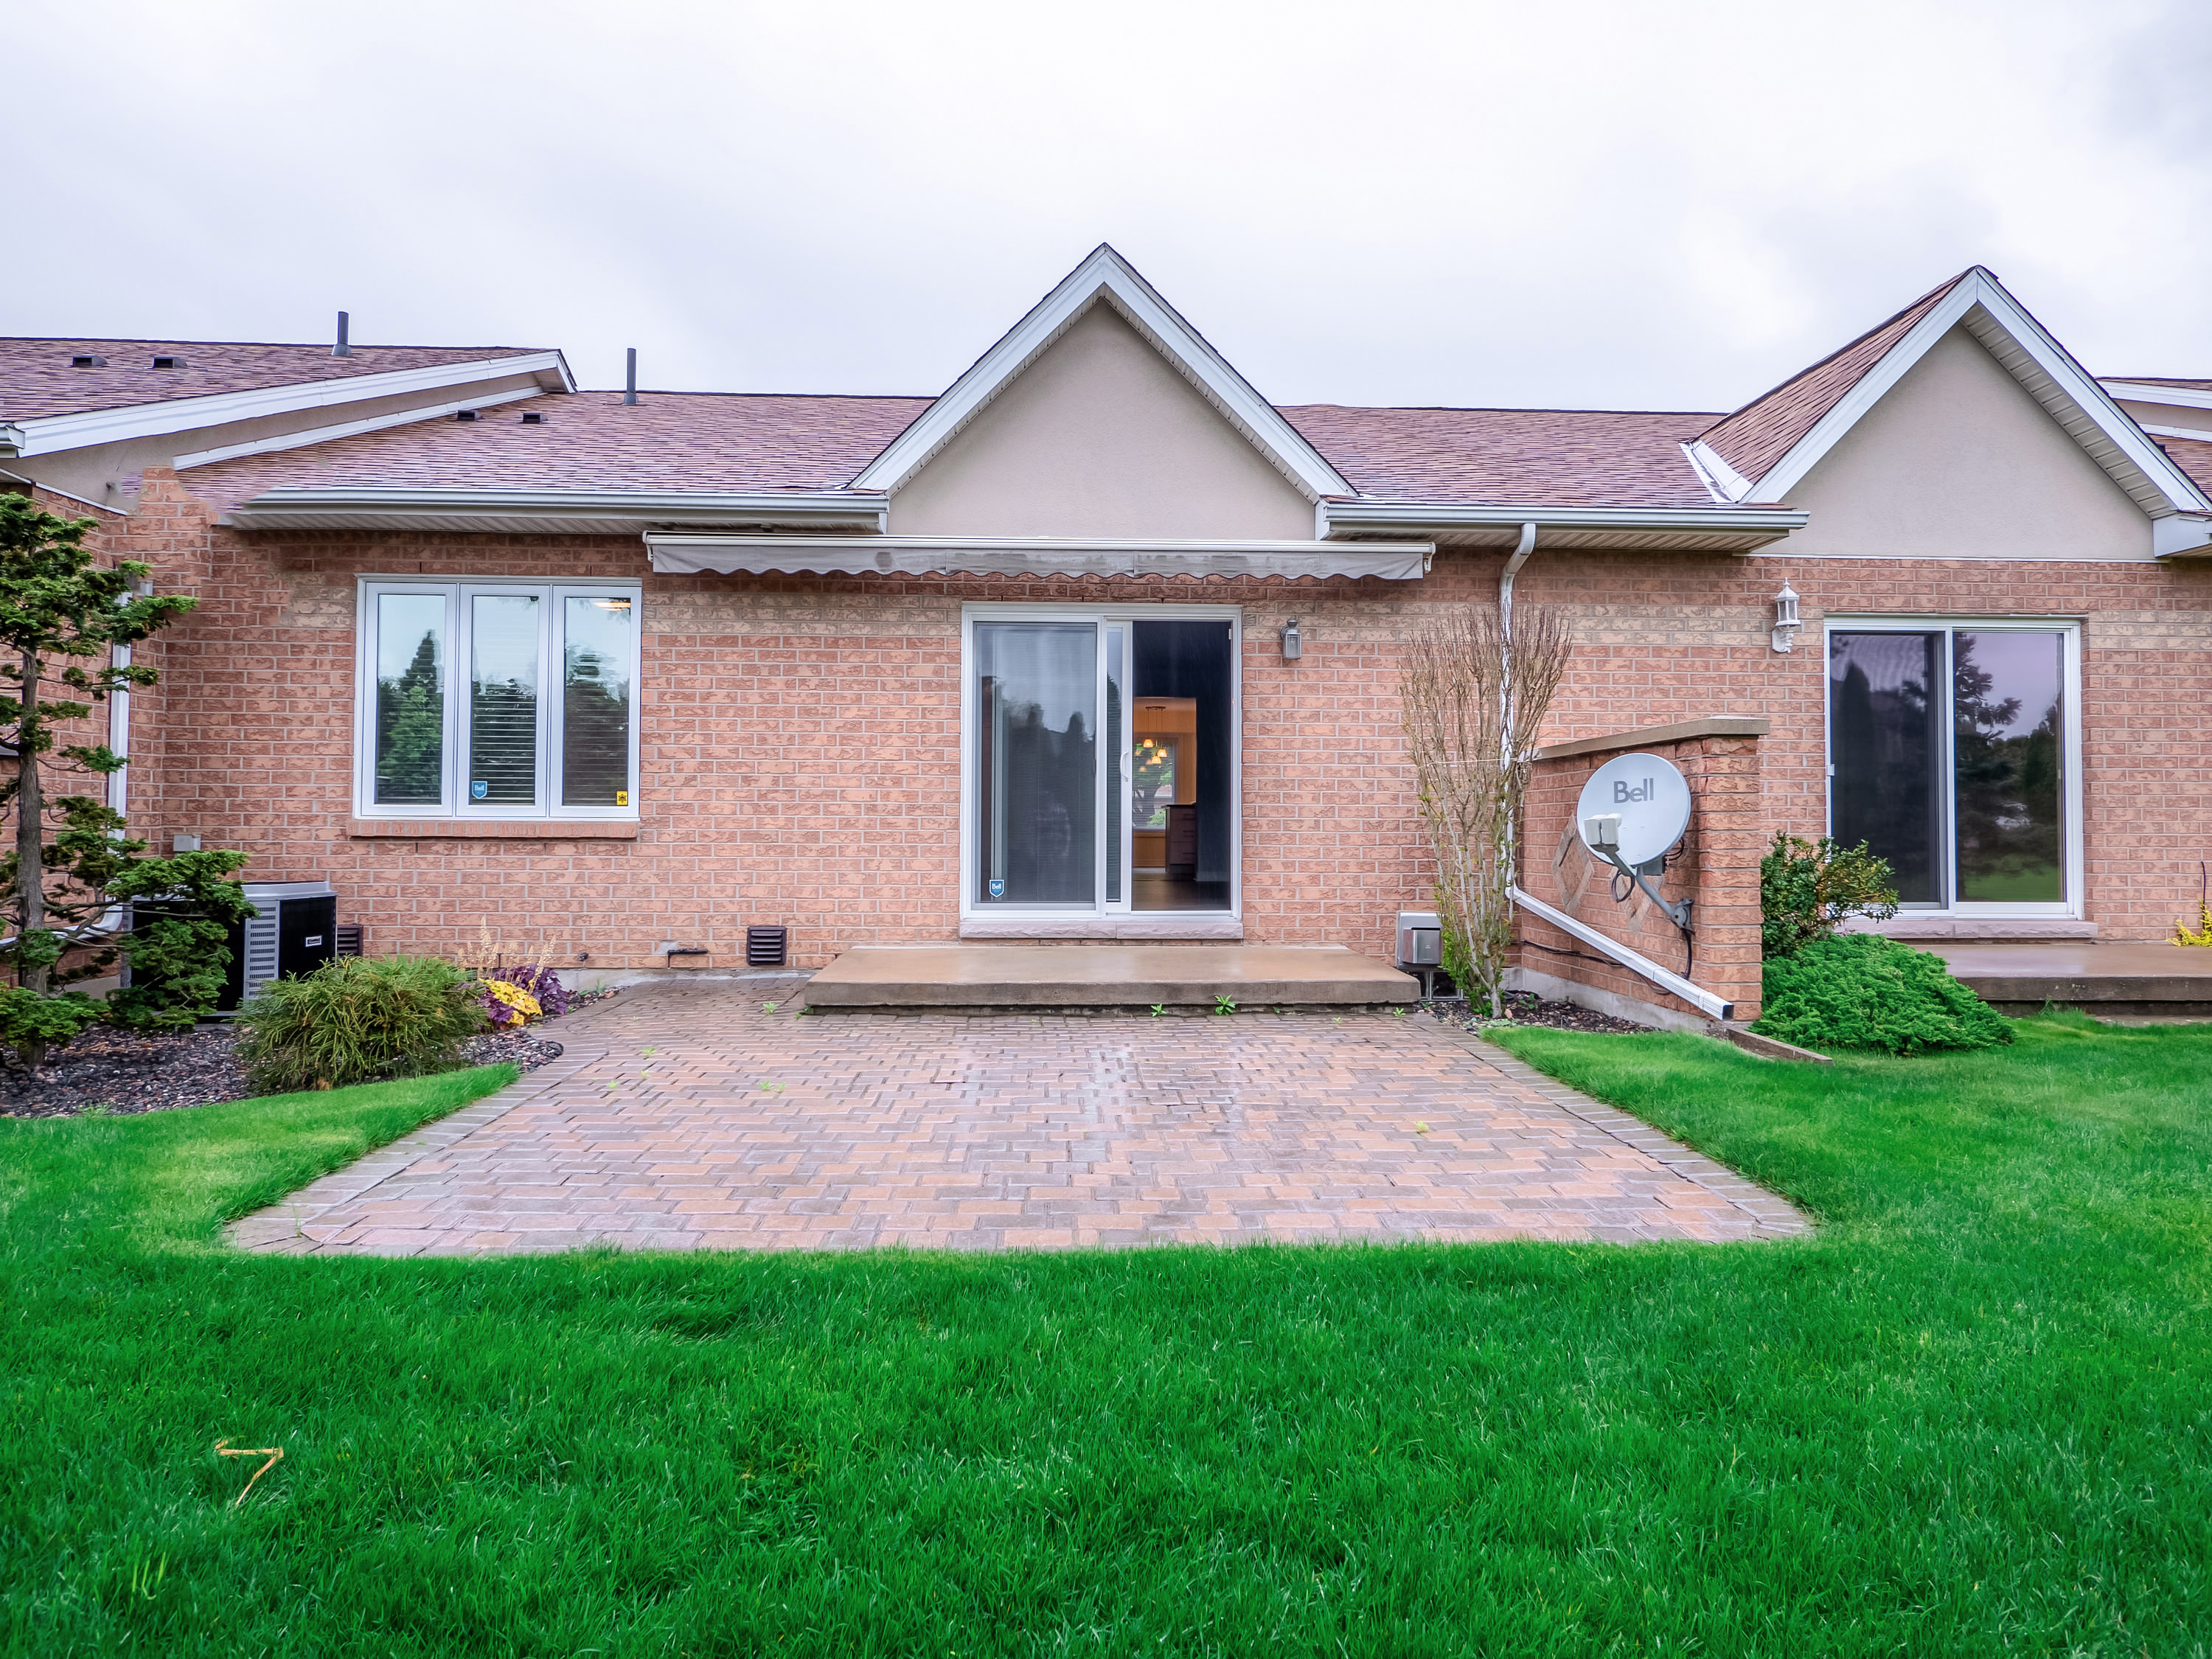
[624,347,638,406]
[333,311,351,358]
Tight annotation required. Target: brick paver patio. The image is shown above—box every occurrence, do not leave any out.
[229,980,1806,1255]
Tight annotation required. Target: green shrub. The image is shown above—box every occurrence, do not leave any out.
[1753,933,2011,1055]
[235,956,487,1093]
[1760,832,1899,959]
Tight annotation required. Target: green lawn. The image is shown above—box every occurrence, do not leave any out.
[4,1016,2211,1656]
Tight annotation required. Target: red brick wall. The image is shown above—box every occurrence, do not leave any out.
[1520,733,1765,1023]
[102,474,2212,983]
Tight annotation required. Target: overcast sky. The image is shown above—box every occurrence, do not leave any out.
[11,0,2209,413]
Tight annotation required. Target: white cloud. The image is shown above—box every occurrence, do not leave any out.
[5,0,2207,410]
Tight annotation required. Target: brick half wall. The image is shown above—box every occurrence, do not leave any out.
[1517,719,1767,1026]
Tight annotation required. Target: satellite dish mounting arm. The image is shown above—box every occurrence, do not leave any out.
[1582,814,1693,935]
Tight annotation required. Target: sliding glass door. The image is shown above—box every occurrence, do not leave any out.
[1828,622,2077,911]
[964,608,1234,919]
[973,620,1102,907]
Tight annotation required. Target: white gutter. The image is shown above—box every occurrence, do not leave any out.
[0,423,22,458]
[225,487,891,535]
[2154,514,2212,558]
[4,351,576,459]
[1321,501,1806,540]
[1512,885,1734,1021]
[2100,380,2212,413]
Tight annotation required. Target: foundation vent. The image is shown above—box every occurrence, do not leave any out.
[746,926,788,968]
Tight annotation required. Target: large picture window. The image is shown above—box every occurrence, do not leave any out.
[1827,620,2079,911]
[356,580,640,818]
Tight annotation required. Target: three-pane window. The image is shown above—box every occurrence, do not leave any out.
[358,581,640,817]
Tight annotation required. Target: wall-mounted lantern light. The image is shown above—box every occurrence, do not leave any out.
[1280,618,1302,660]
[1770,582,1801,653]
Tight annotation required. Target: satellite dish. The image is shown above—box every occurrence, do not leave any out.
[1576,751,1691,869]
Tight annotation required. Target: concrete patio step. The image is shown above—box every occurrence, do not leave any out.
[1930,940,2212,1018]
[801,944,1421,1010]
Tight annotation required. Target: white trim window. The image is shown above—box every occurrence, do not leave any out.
[1824,617,2084,915]
[355,578,641,820]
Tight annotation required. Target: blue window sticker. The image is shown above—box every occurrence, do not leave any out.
[987,878,1005,900]
[470,779,488,800]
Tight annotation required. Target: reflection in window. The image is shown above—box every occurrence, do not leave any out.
[1954,631,2064,902]
[975,622,1096,905]
[375,593,445,806]
[563,596,633,807]
[1133,737,1176,830]
[1830,632,1941,902]
[1829,627,2068,907]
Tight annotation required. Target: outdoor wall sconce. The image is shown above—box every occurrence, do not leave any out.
[1280,618,1302,660]
[1770,582,1801,653]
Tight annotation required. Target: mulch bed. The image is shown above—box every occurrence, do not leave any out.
[0,987,618,1121]
[1418,991,1650,1035]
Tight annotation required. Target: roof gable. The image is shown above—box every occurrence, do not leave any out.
[886,304,1313,540]
[1688,268,2209,520]
[850,244,1355,501]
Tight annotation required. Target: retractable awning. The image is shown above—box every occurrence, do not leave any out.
[642,534,1433,581]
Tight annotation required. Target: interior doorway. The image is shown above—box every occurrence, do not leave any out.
[964,607,1237,919]
[1130,620,1232,910]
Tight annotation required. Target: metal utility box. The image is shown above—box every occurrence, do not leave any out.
[207,881,340,1013]
[1396,910,1442,967]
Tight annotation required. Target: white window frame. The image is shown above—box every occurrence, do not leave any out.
[959,602,1242,922]
[353,576,642,821]
[1822,615,2084,917]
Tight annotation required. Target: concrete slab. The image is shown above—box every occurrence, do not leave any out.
[803,945,1421,1009]
[1931,940,2212,1016]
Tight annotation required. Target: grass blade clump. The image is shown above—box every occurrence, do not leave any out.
[1754,931,2011,1055]
[235,955,486,1093]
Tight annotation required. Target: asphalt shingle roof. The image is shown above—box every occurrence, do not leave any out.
[1696,274,1968,484]
[0,338,554,422]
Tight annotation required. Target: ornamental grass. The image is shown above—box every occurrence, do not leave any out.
[234,955,486,1093]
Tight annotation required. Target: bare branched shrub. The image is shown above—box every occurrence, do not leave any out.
[1400,605,1571,1015]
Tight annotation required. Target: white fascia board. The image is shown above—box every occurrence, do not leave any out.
[2153,515,2212,557]
[1321,501,1806,535]
[1749,271,2212,514]
[175,386,545,470]
[225,487,888,534]
[7,351,575,459]
[2138,422,2212,442]
[1510,886,1732,1020]
[849,244,1355,502]
[1683,439,1756,503]
[2100,380,2212,412]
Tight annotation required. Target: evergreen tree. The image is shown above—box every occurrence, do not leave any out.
[0,496,251,1066]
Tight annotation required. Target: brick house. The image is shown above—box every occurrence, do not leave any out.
[4,248,2208,1028]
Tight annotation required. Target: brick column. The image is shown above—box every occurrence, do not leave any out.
[1515,717,1768,1027]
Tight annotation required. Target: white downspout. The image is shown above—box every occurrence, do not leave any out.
[1499,520,1537,635]
[106,641,129,820]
